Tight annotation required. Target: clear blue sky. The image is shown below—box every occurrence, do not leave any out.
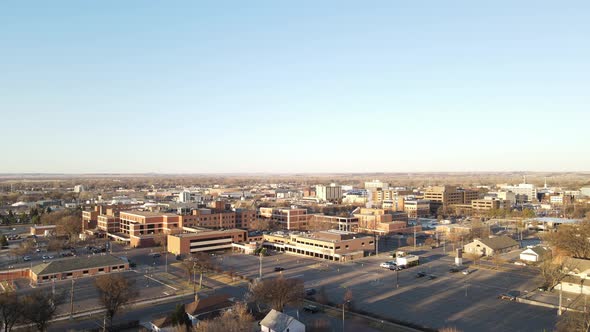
[1,1,589,173]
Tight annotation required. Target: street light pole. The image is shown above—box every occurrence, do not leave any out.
[70,278,75,319]
[342,300,350,332]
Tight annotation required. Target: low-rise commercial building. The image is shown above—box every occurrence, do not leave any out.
[258,207,312,230]
[471,198,501,211]
[262,230,375,262]
[30,224,56,237]
[404,200,430,218]
[308,215,358,232]
[30,255,129,285]
[167,228,248,255]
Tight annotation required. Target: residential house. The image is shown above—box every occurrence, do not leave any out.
[557,258,590,295]
[519,246,551,262]
[463,236,519,257]
[260,309,305,332]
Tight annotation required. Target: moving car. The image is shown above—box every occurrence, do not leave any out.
[305,288,317,296]
[23,256,31,261]
[449,267,460,273]
[303,304,320,313]
[274,267,285,272]
[462,269,473,275]
[415,272,427,278]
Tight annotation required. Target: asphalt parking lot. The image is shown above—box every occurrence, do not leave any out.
[219,248,558,331]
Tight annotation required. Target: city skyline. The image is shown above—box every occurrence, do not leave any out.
[2,1,589,173]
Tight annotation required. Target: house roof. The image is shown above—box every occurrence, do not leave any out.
[477,236,519,250]
[184,294,233,316]
[151,315,172,328]
[31,255,127,276]
[564,258,590,274]
[260,309,301,331]
[530,246,550,256]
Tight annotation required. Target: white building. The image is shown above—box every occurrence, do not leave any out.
[315,184,342,202]
[499,179,537,202]
[73,185,85,193]
[178,191,191,203]
[365,180,389,190]
[519,246,550,262]
[260,309,305,332]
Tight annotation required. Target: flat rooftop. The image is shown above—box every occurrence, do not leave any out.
[120,211,178,218]
[31,254,128,276]
[172,228,245,238]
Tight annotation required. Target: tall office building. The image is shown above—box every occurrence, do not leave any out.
[316,183,343,202]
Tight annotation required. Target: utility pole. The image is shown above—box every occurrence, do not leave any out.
[259,253,263,279]
[376,234,379,256]
[558,285,563,316]
[70,278,75,319]
[165,252,168,273]
[193,262,197,296]
[413,226,417,250]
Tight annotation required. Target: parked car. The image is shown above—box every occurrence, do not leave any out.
[48,255,54,259]
[42,255,49,260]
[380,261,396,269]
[514,261,526,266]
[303,304,320,313]
[449,267,460,273]
[415,272,427,278]
[306,288,317,296]
[427,275,438,280]
[538,286,548,292]
[462,269,473,275]
[23,256,31,261]
[498,291,519,301]
[274,267,285,272]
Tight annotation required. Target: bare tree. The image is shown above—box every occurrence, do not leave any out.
[169,303,191,332]
[56,215,81,242]
[307,216,335,232]
[316,286,328,305]
[250,218,270,231]
[343,288,353,311]
[0,292,23,332]
[248,276,305,312]
[194,302,254,332]
[95,274,139,329]
[180,253,215,289]
[540,260,569,291]
[491,255,505,269]
[193,252,215,290]
[465,252,481,266]
[556,310,590,332]
[545,222,590,259]
[21,289,65,332]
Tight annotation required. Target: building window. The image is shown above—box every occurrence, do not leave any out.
[83,270,89,275]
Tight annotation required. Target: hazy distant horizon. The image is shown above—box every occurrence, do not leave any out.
[2,1,589,173]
